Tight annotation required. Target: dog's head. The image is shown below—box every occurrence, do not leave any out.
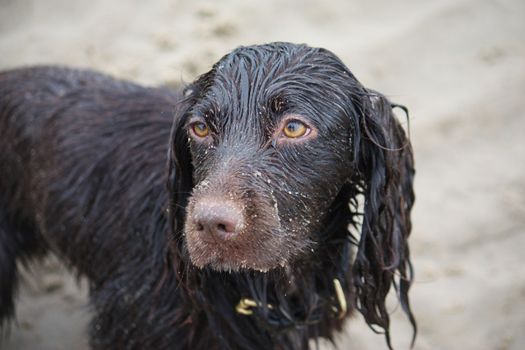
[169,43,414,327]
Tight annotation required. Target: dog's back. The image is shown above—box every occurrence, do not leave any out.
[0,67,179,326]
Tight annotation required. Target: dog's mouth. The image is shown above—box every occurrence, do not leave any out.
[183,193,290,272]
[185,235,288,272]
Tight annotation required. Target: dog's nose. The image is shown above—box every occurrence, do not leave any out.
[192,200,244,239]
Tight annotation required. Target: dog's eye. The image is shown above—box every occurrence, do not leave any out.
[283,120,309,138]
[191,122,210,138]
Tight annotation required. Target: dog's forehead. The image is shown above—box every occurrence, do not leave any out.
[195,45,354,128]
[212,44,347,92]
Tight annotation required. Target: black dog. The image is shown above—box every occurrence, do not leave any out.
[0,42,415,349]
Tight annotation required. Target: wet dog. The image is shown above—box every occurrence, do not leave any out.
[0,42,415,349]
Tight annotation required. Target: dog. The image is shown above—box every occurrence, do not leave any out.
[0,42,415,349]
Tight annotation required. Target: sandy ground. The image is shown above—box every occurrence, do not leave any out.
[0,0,524,349]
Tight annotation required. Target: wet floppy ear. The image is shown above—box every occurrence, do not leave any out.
[352,90,416,347]
[167,86,198,237]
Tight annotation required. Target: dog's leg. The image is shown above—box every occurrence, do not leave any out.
[0,200,46,330]
[0,206,19,328]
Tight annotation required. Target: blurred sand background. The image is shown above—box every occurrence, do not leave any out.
[0,0,524,349]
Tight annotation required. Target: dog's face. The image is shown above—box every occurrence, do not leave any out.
[169,42,415,341]
[176,44,363,272]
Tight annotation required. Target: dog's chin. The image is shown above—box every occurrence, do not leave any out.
[185,237,289,273]
[187,249,288,273]
[192,258,278,273]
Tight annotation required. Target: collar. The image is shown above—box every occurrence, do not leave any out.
[235,278,348,327]
[235,237,352,332]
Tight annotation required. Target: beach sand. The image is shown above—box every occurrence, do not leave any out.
[1,0,524,349]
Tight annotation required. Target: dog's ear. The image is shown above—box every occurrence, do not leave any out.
[167,85,199,238]
[352,90,416,346]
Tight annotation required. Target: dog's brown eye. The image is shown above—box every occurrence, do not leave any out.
[191,122,210,138]
[283,120,309,138]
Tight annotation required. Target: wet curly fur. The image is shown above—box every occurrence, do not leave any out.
[0,42,415,349]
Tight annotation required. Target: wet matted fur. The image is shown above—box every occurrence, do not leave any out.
[0,42,415,349]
